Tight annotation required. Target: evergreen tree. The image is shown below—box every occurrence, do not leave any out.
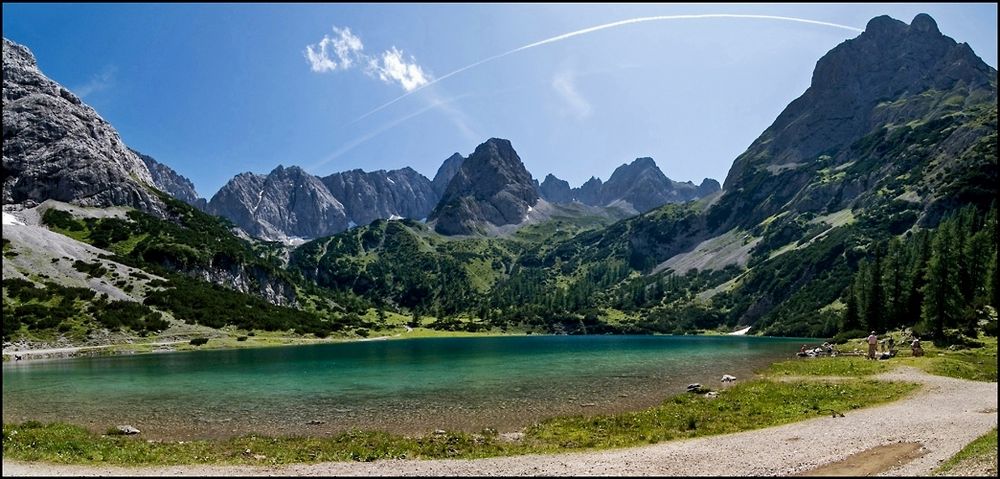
[842,280,861,332]
[883,237,908,329]
[921,221,962,336]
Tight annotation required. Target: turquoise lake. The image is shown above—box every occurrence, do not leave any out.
[2,335,808,439]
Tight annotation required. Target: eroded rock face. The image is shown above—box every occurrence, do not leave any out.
[431,153,465,196]
[321,167,437,226]
[539,174,573,204]
[134,150,207,210]
[714,13,997,230]
[539,159,721,213]
[2,38,162,214]
[430,138,540,235]
[207,165,348,241]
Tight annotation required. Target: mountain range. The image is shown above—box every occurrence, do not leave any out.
[2,13,996,347]
[198,141,719,240]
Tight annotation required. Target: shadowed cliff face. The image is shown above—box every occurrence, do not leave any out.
[432,153,465,196]
[430,138,540,235]
[2,38,163,215]
[321,167,438,227]
[712,13,997,231]
[539,159,721,213]
[134,150,207,210]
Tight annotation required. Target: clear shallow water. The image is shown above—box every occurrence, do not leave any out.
[3,335,806,439]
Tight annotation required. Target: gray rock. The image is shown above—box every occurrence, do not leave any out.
[721,374,737,383]
[575,176,604,206]
[430,138,540,235]
[134,149,207,210]
[543,159,720,213]
[539,174,573,203]
[715,13,997,231]
[431,153,465,196]
[321,167,437,227]
[207,165,348,241]
[116,425,140,435]
[2,38,163,215]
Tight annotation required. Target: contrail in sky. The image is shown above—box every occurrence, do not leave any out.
[351,14,864,123]
[310,93,474,170]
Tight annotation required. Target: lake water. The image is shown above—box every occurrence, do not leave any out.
[3,335,807,439]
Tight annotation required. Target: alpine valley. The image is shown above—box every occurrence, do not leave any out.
[2,12,997,353]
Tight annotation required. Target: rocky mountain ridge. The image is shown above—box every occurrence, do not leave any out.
[134,150,207,210]
[2,38,163,215]
[538,158,721,213]
[428,138,541,235]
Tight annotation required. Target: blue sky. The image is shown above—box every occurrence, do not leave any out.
[3,3,997,198]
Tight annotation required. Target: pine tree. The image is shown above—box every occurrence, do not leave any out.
[842,280,861,332]
[883,237,908,330]
[922,221,962,336]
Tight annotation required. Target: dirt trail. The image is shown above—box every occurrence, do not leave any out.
[4,366,997,476]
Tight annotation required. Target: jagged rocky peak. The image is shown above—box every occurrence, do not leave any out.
[696,178,722,197]
[2,37,163,214]
[539,157,721,213]
[715,13,996,230]
[431,152,465,196]
[575,176,604,205]
[430,138,540,235]
[725,12,995,192]
[321,166,437,226]
[133,149,207,210]
[207,164,348,241]
[539,174,573,204]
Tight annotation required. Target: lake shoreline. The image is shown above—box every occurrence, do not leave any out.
[3,335,809,440]
[4,366,995,476]
[1,327,771,363]
[0,329,529,362]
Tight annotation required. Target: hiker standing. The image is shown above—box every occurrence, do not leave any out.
[867,331,878,360]
[911,336,924,357]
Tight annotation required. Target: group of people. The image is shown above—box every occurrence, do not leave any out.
[797,342,837,357]
[866,331,923,359]
[797,332,925,360]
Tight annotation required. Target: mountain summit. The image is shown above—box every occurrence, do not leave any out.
[430,138,540,235]
[713,13,997,231]
[2,38,163,214]
[539,158,720,213]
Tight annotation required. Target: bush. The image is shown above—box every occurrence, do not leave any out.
[236,336,248,342]
[189,337,209,346]
[983,321,998,337]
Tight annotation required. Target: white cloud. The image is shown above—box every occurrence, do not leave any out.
[304,26,429,92]
[551,71,592,120]
[304,26,364,73]
[368,47,429,92]
[72,66,117,98]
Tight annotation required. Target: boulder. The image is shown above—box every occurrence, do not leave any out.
[116,425,140,435]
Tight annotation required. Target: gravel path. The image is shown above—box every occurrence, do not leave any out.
[4,366,996,476]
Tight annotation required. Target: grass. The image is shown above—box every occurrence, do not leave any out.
[2,378,916,466]
[900,337,998,382]
[764,356,891,377]
[837,332,997,382]
[933,428,998,476]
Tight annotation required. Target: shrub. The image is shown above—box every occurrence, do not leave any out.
[189,337,209,346]
[236,336,248,342]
